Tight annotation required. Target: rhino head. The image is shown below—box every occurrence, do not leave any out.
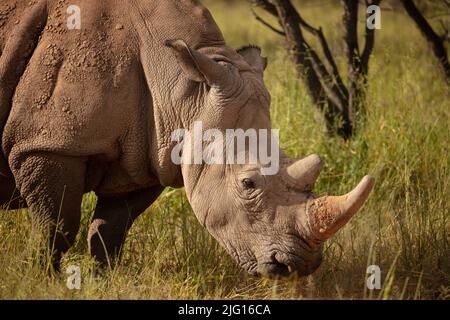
[166,40,374,278]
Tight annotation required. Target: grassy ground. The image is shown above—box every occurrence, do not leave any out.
[0,1,449,299]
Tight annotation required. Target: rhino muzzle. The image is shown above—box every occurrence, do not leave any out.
[255,172,375,279]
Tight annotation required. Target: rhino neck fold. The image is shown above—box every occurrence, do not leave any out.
[129,0,225,187]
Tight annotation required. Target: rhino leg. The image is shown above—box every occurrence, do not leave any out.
[88,186,164,267]
[11,153,86,271]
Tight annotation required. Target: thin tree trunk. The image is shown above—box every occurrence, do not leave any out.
[250,0,381,139]
[272,0,352,138]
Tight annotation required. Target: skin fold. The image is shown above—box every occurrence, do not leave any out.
[0,0,374,277]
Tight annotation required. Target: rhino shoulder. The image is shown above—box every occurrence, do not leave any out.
[0,0,48,176]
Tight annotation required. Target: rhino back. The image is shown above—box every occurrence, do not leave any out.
[2,0,226,193]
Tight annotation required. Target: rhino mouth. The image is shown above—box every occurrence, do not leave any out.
[236,250,295,278]
[257,259,291,278]
[254,249,322,278]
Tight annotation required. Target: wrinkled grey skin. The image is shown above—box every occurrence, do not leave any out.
[0,0,374,277]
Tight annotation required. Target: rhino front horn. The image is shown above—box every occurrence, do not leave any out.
[308,176,375,241]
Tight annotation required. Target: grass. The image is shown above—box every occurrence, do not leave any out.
[0,1,449,299]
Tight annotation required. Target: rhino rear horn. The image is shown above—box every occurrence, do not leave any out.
[165,39,226,86]
[286,154,323,191]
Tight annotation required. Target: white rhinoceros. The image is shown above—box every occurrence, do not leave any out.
[0,0,374,277]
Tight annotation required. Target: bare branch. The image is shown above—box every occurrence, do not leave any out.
[249,0,278,17]
[307,46,348,112]
[251,9,285,36]
[310,27,349,100]
[401,0,450,85]
[438,19,450,43]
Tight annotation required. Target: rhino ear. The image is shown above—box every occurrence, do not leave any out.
[237,45,268,74]
[165,39,226,85]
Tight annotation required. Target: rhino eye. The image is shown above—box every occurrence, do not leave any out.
[242,178,256,190]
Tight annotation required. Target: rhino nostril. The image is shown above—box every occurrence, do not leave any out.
[273,256,291,274]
